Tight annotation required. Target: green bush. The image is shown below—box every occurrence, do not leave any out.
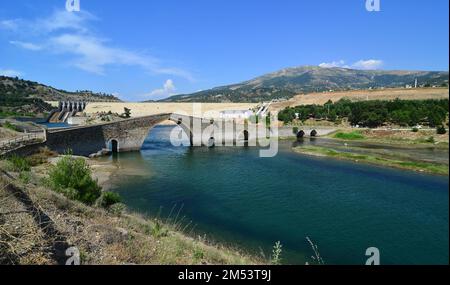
[47,156,101,205]
[437,125,447,135]
[412,127,419,133]
[425,136,436,143]
[7,155,31,172]
[97,191,121,208]
[292,127,299,135]
[2,121,20,132]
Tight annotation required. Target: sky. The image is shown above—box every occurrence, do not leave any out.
[0,0,448,101]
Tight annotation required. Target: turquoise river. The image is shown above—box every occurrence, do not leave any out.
[102,125,449,265]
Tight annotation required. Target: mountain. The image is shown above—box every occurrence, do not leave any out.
[0,76,121,117]
[162,66,449,103]
[0,76,121,102]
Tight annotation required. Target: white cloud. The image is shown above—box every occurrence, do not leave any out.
[1,10,193,80]
[10,41,43,51]
[0,19,20,31]
[144,79,177,99]
[0,69,22,77]
[352,59,384,70]
[319,60,349,68]
[319,59,384,70]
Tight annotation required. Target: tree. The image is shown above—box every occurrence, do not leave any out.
[122,107,132,118]
[437,125,447,135]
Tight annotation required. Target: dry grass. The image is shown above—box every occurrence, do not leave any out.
[0,127,22,141]
[270,88,449,112]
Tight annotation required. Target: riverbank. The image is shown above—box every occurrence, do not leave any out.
[292,129,449,175]
[0,151,262,265]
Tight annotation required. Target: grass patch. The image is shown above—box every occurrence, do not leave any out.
[294,146,449,175]
[1,121,20,132]
[6,155,31,172]
[333,131,365,140]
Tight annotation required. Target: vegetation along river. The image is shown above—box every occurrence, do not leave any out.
[100,125,449,265]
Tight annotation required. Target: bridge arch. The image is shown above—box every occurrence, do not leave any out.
[108,139,119,153]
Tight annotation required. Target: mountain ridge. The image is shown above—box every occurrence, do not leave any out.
[161,66,449,103]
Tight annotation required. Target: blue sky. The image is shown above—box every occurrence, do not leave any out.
[0,0,448,101]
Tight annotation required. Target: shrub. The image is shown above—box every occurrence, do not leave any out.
[412,127,419,133]
[19,171,31,184]
[437,125,447,135]
[271,241,283,265]
[97,191,121,208]
[47,156,101,205]
[292,127,299,135]
[2,121,19,132]
[425,136,436,143]
[108,203,126,216]
[7,155,31,172]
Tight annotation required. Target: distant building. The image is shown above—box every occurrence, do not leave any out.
[219,110,254,120]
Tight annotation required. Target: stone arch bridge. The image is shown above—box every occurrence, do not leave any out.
[41,113,261,156]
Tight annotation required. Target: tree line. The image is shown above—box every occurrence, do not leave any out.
[278,98,449,128]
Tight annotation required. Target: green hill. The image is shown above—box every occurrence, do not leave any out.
[0,76,121,118]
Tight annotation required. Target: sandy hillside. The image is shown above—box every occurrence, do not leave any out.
[270,88,449,112]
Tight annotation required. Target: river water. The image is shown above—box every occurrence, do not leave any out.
[103,125,449,265]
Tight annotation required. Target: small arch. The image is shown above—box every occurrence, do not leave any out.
[243,130,249,141]
[208,137,215,148]
[310,130,318,137]
[109,139,119,153]
[297,130,305,139]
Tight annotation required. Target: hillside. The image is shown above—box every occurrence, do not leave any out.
[162,66,449,103]
[0,76,121,102]
[0,76,121,117]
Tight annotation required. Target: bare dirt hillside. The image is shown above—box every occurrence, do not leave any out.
[270,88,449,112]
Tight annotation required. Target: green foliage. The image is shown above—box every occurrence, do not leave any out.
[437,125,447,135]
[47,155,101,205]
[334,131,365,140]
[97,191,121,208]
[121,107,132,118]
[19,171,32,184]
[7,155,31,172]
[151,220,168,238]
[271,241,283,265]
[2,121,20,132]
[278,99,449,128]
[425,136,436,143]
[108,203,126,216]
[193,247,205,262]
[412,127,419,133]
[292,127,299,135]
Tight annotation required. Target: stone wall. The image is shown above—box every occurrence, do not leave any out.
[47,114,171,156]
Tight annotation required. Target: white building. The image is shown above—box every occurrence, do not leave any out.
[219,109,254,120]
